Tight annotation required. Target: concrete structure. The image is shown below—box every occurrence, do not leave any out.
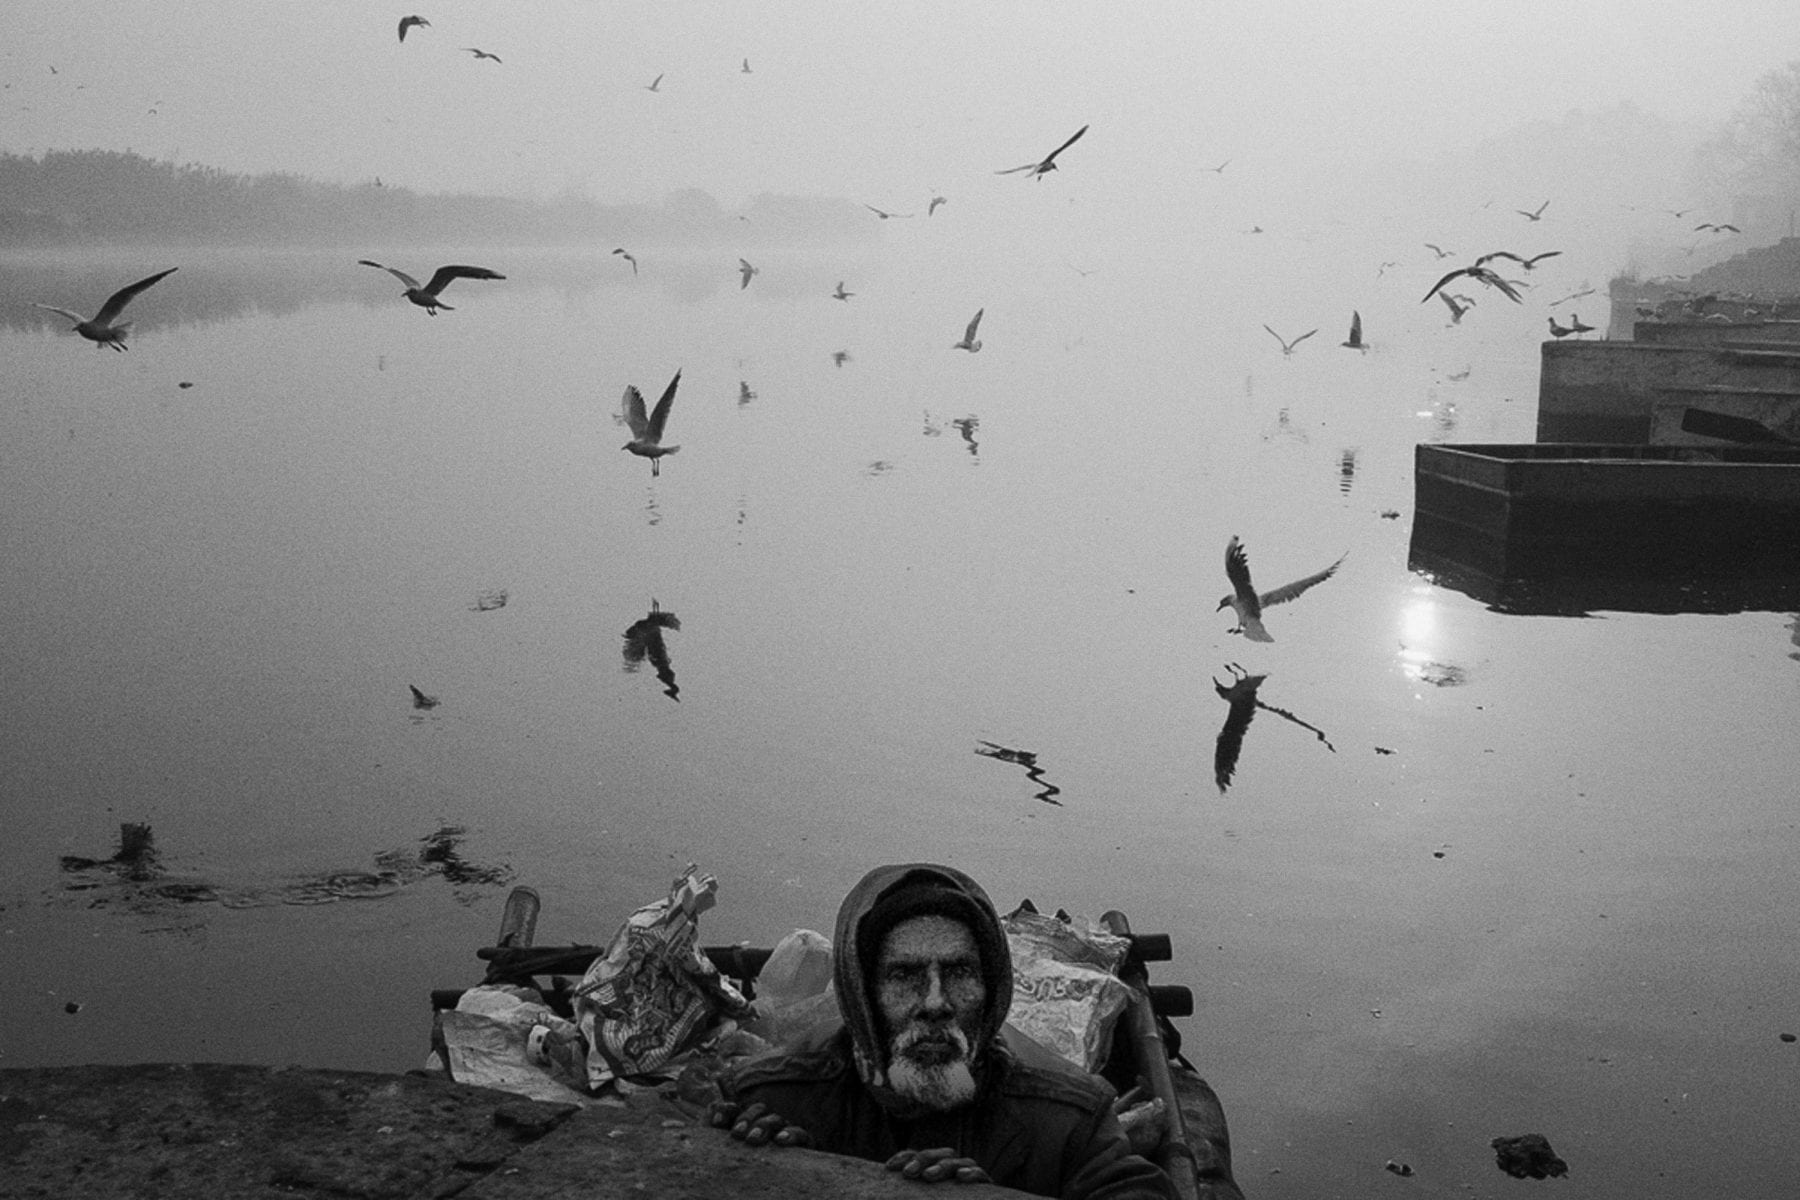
[1535,340,1800,441]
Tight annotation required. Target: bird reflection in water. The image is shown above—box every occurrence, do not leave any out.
[975,740,1062,805]
[623,600,681,701]
[1211,665,1335,794]
[951,416,980,456]
[1337,447,1357,496]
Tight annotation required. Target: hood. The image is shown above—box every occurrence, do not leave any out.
[832,863,1014,1099]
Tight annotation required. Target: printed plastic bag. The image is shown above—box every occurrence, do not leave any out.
[431,983,590,1104]
[573,864,752,1087]
[1002,904,1133,1073]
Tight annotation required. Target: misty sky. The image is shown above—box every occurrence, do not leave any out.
[6,1,1800,214]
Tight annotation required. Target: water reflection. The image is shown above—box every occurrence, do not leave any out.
[951,416,980,457]
[974,740,1062,805]
[1410,549,1800,619]
[622,600,681,701]
[1211,665,1336,794]
[56,823,513,933]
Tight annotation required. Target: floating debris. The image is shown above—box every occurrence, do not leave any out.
[1491,1133,1568,1179]
[976,740,1062,806]
[470,589,509,612]
[1384,1159,1414,1177]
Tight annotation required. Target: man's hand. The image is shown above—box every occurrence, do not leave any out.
[885,1147,992,1184]
[708,1100,813,1148]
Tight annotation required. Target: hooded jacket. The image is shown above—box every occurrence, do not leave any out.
[722,863,1176,1199]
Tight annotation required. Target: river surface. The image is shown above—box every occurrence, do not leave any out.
[3,238,1797,1199]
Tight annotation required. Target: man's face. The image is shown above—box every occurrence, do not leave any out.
[875,913,987,1109]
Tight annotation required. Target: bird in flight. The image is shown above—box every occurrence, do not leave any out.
[1264,325,1317,357]
[1478,249,1562,271]
[832,350,851,368]
[358,261,504,315]
[1422,262,1522,305]
[1424,243,1454,259]
[1218,536,1346,643]
[398,15,429,41]
[34,266,178,351]
[408,685,440,710]
[1205,159,1230,174]
[741,58,753,74]
[928,195,947,216]
[864,204,913,219]
[832,281,853,301]
[620,370,681,476]
[645,73,664,92]
[1439,292,1474,324]
[997,124,1089,179]
[953,308,984,352]
[1695,222,1740,233]
[612,247,638,275]
[738,258,758,289]
[1516,200,1549,221]
[1341,311,1365,351]
[462,47,501,62]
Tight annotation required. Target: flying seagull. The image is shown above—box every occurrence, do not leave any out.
[738,258,758,289]
[832,281,853,301]
[953,308,984,352]
[1477,249,1562,271]
[864,204,914,220]
[928,195,947,216]
[358,260,504,314]
[461,47,501,62]
[620,370,681,476]
[1516,200,1549,221]
[1264,325,1317,357]
[997,124,1089,179]
[612,247,638,275]
[1205,160,1230,174]
[1341,311,1365,351]
[1218,536,1346,643]
[741,58,753,74]
[1695,222,1741,233]
[1424,243,1454,259]
[1439,291,1474,324]
[1421,262,1522,305]
[398,15,429,41]
[645,73,663,92]
[408,684,440,710]
[34,266,178,351]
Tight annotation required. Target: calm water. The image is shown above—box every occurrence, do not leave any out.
[4,238,1798,1199]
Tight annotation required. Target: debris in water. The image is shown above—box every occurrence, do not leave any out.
[1491,1133,1568,1179]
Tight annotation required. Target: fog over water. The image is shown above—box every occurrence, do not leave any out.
[5,4,1800,1198]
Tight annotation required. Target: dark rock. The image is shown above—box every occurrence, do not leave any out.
[1491,1132,1569,1179]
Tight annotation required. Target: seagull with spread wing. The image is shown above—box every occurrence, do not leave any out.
[1439,291,1474,324]
[1341,311,1365,351]
[398,15,429,41]
[863,204,914,220]
[620,370,681,476]
[953,308,984,352]
[35,266,178,351]
[997,124,1089,179]
[738,258,758,289]
[358,260,504,314]
[1422,261,1523,305]
[462,47,501,62]
[928,195,948,216]
[1264,325,1317,357]
[1478,249,1561,271]
[1516,199,1549,221]
[832,281,854,301]
[1218,536,1346,642]
[612,247,638,275]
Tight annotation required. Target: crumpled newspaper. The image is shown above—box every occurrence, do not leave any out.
[573,865,751,1088]
[430,984,590,1104]
[1002,905,1134,1073]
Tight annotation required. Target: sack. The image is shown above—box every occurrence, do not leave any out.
[1002,905,1133,1073]
[573,865,752,1087]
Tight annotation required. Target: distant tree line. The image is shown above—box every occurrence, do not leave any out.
[0,149,871,247]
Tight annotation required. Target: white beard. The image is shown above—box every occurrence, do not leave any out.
[886,1025,978,1111]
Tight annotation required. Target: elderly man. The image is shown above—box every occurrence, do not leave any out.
[711,863,1195,1198]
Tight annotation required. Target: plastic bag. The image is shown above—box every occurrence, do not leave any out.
[1002,905,1133,1073]
[431,983,591,1104]
[573,865,752,1087]
[741,928,840,1048]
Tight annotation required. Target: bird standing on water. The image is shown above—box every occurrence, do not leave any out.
[997,124,1089,179]
[953,308,984,352]
[621,370,682,476]
[1218,536,1346,643]
[35,266,178,351]
[358,260,504,315]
